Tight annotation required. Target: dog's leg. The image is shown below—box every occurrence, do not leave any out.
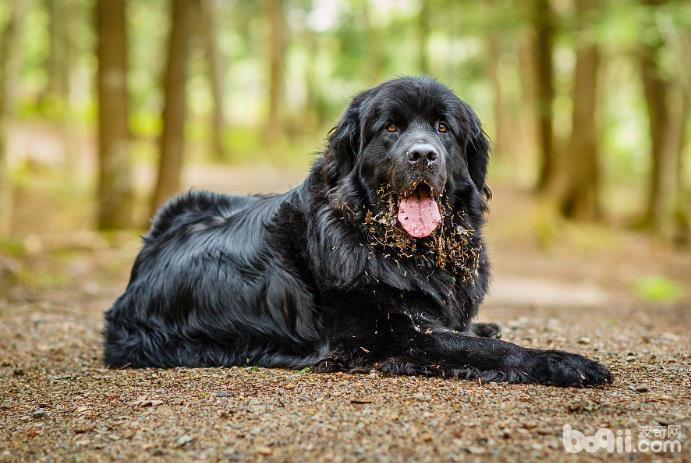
[469,322,501,338]
[374,318,612,387]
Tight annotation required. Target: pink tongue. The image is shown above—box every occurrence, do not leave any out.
[397,189,442,238]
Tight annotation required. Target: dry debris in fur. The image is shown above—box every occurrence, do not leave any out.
[362,186,482,282]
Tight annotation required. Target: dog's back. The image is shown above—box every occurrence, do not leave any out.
[103,189,323,369]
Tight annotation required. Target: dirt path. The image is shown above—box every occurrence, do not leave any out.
[1,167,690,462]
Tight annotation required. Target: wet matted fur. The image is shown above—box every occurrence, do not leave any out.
[104,77,612,387]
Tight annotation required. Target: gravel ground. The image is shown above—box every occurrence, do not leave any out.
[1,174,689,462]
[1,241,689,462]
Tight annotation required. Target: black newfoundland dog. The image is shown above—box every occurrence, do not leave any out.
[104,77,612,387]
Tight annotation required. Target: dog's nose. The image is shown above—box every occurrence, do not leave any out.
[407,144,438,165]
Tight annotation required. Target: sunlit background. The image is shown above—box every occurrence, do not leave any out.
[0,0,689,305]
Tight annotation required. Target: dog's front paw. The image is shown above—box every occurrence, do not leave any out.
[313,357,345,373]
[470,322,502,339]
[530,350,613,387]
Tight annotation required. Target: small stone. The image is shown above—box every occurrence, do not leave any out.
[523,421,538,429]
[634,384,649,393]
[32,409,47,419]
[500,430,511,439]
[176,435,194,447]
[216,391,230,398]
[256,446,273,455]
[578,337,591,345]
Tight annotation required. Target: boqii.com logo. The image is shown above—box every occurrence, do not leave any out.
[562,424,683,454]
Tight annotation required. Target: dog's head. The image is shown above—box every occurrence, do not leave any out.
[323,77,490,239]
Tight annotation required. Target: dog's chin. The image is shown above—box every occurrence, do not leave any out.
[396,182,443,239]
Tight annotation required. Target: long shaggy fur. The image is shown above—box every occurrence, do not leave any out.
[104,77,612,387]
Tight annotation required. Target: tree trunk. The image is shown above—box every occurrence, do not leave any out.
[151,0,197,214]
[266,0,285,144]
[60,0,74,104]
[486,27,510,159]
[41,0,77,174]
[531,0,556,192]
[418,0,430,75]
[200,0,227,160]
[96,0,132,230]
[639,37,688,236]
[0,0,31,236]
[557,0,601,220]
[672,97,689,244]
[515,32,539,185]
[362,0,384,85]
[42,0,62,102]
[303,19,324,130]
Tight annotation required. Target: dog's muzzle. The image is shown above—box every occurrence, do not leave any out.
[391,139,447,239]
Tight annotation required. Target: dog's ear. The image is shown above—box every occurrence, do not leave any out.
[462,104,492,201]
[322,90,374,184]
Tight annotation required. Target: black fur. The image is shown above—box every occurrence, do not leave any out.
[104,77,612,387]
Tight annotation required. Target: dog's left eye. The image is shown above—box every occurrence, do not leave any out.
[386,123,399,133]
[437,122,449,133]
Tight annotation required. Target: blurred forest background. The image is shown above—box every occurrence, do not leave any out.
[1,4,689,459]
[0,0,689,303]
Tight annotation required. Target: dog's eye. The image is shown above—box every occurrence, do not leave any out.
[437,122,449,133]
[386,124,399,133]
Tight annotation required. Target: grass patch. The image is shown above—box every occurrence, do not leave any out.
[633,275,685,303]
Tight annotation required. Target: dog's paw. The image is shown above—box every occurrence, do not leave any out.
[470,322,502,339]
[313,357,345,373]
[530,350,613,387]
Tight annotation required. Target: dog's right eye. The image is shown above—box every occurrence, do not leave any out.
[386,124,399,133]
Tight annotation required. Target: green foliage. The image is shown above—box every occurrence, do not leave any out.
[0,238,25,258]
[2,0,690,240]
[633,276,685,303]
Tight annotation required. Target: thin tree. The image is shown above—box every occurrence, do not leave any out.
[557,0,601,220]
[0,0,31,235]
[485,0,511,160]
[302,10,325,130]
[362,0,384,85]
[266,0,286,144]
[151,0,198,214]
[41,0,63,105]
[200,0,228,160]
[531,0,556,192]
[639,24,689,236]
[96,0,132,229]
[418,0,430,75]
[43,0,78,172]
[672,97,690,244]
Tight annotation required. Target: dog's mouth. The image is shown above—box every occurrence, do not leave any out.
[397,182,442,238]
